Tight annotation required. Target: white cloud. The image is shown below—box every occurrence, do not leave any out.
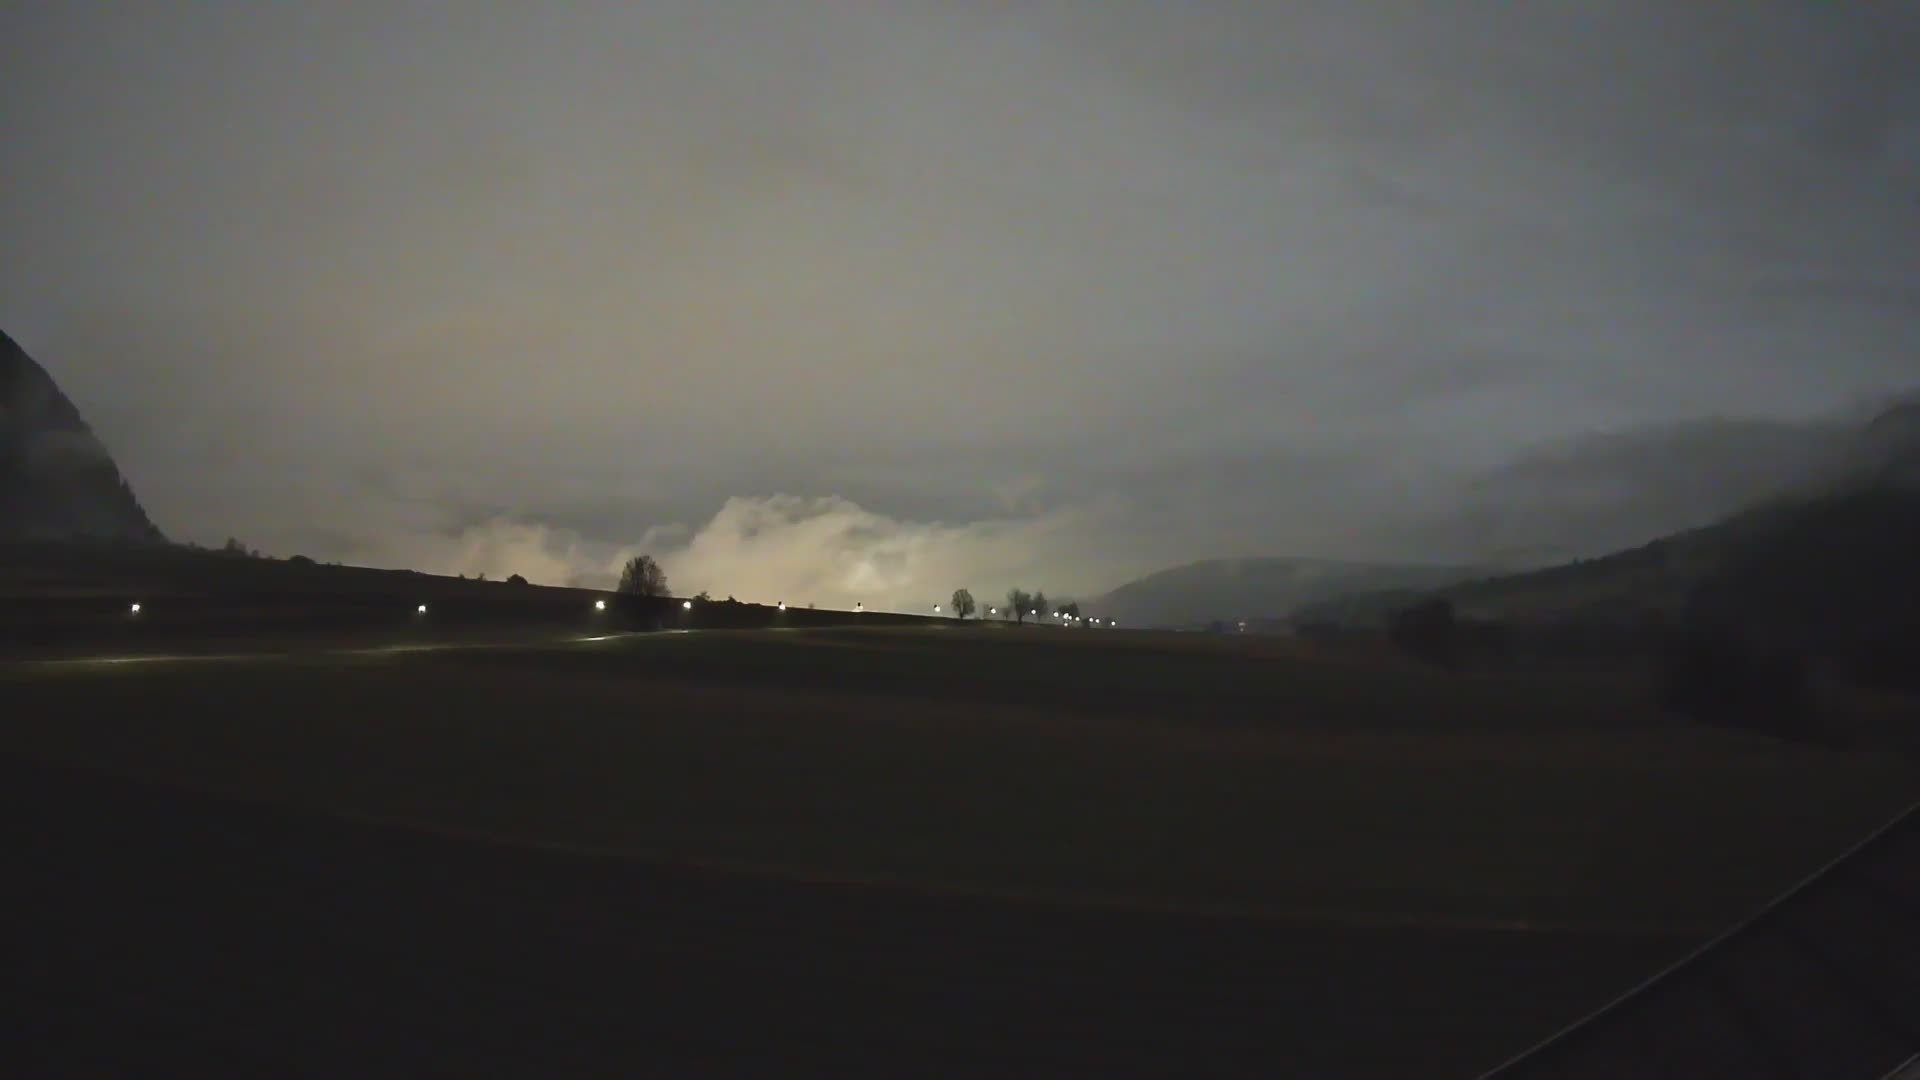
[655,495,1117,611]
[338,494,1128,610]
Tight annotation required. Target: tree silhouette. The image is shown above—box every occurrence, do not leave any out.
[1032,591,1049,622]
[950,588,977,620]
[617,554,669,597]
[1006,588,1031,624]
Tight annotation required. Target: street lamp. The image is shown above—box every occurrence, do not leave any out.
[594,599,607,611]
[682,600,693,610]
[128,602,142,615]
[777,601,786,611]
[416,603,428,614]
[933,604,941,613]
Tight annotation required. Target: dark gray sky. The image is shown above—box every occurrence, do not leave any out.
[4,3,1917,607]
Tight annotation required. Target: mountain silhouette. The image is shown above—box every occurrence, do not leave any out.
[1293,397,1920,688]
[0,329,162,542]
[1089,557,1483,628]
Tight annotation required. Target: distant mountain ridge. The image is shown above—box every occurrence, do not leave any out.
[1088,556,1484,628]
[0,329,162,543]
[1293,397,1920,641]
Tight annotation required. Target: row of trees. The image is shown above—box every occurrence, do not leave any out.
[616,556,1091,629]
[947,588,1087,623]
[997,589,1079,624]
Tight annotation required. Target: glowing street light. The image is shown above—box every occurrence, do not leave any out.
[128,602,142,615]
[855,602,864,612]
[988,606,997,615]
[933,604,941,613]
[777,601,786,611]
[594,599,607,611]
[682,600,693,610]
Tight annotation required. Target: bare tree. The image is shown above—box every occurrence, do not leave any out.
[1060,599,1081,622]
[1032,591,1049,622]
[950,588,977,620]
[1006,588,1031,624]
[617,554,669,597]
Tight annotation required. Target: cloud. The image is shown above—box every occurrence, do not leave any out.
[652,494,1118,610]
[4,3,1918,590]
[317,494,1124,611]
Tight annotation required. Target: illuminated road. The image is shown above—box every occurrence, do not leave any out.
[5,629,703,671]
[4,626,832,671]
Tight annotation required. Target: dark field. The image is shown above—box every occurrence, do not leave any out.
[4,625,1915,1076]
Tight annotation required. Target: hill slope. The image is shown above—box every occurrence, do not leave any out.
[0,329,161,543]
[1297,396,1920,634]
[1089,557,1483,628]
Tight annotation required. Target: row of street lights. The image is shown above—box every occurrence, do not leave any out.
[120,596,1106,626]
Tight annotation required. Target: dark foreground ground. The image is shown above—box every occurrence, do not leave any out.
[6,756,1688,1078]
[6,626,1912,1076]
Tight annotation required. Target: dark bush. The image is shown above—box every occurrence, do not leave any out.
[506,573,528,586]
[1293,619,1343,646]
[1390,598,1458,669]
[1846,625,1920,693]
[1457,618,1511,663]
[1656,626,1814,739]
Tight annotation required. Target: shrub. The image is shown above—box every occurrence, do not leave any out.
[1656,626,1813,739]
[1389,598,1458,669]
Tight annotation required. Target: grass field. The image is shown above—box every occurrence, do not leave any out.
[5,625,1913,931]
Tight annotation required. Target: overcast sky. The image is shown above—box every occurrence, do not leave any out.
[3,2,1916,607]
